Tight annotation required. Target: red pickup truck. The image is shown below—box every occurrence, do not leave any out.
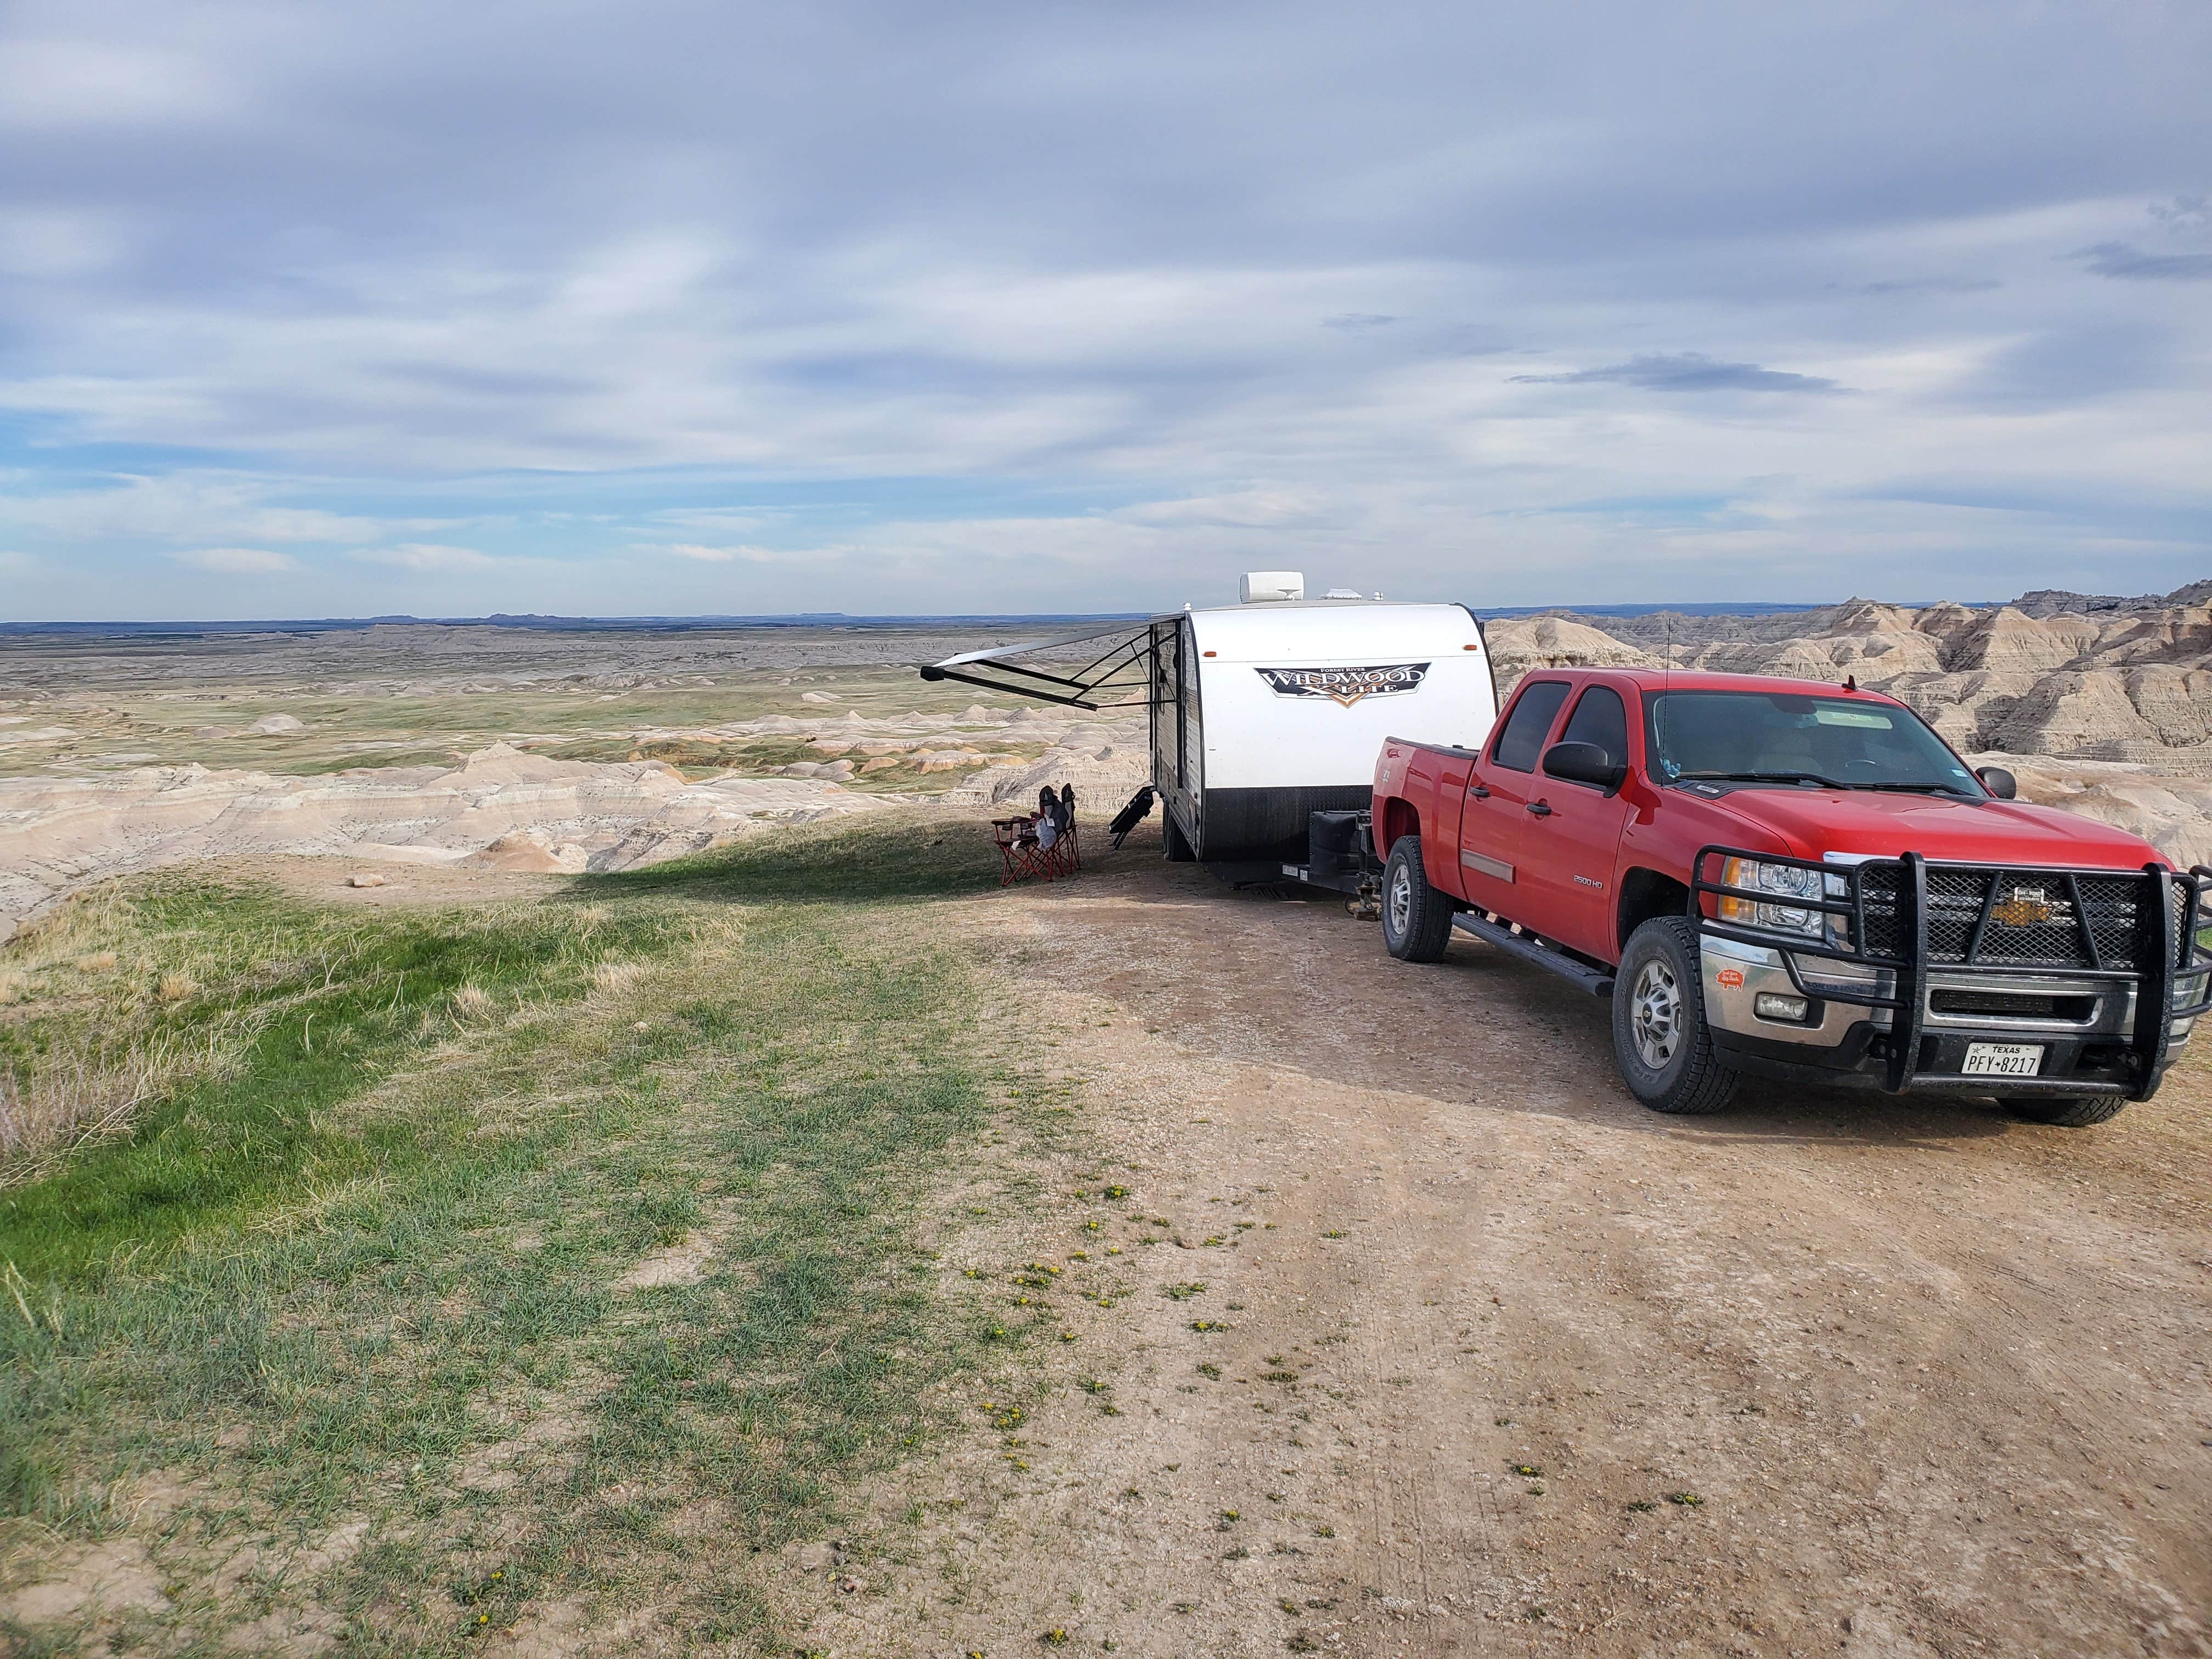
[1370,668,2211,1124]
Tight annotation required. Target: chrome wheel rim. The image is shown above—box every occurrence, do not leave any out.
[1630,960,1681,1070]
[1387,864,1412,937]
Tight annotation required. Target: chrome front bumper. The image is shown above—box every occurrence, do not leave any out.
[1698,930,2201,1094]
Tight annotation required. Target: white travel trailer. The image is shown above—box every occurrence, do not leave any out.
[921,575,1500,873]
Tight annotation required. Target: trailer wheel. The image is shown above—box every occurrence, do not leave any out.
[1612,918,1739,1115]
[2000,1094,2126,1127]
[1381,837,1454,962]
[1163,812,1196,862]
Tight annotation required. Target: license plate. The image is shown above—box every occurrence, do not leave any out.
[1963,1041,2044,1077]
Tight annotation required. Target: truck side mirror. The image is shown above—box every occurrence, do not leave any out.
[1542,740,1627,793]
[1976,766,2017,799]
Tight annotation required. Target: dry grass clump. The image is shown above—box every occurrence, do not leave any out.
[0,1045,173,1173]
[0,1023,246,1180]
[591,960,647,995]
[450,983,495,1018]
[0,889,263,1176]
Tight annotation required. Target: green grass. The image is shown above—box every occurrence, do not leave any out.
[1,881,683,1281]
[0,817,1059,1656]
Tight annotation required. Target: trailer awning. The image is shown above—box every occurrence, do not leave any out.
[918,617,1169,710]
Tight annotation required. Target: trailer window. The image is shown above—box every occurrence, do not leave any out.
[1150,620,1182,788]
[1559,685,1628,767]
[1490,680,1571,772]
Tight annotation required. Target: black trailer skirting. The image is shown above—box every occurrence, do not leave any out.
[1192,784,1375,862]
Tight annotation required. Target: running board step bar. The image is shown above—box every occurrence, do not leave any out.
[1453,911,1616,998]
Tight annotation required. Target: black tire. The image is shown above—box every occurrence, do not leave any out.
[2001,1094,2126,1127]
[1612,918,1739,1115]
[1380,837,1455,963]
[1163,811,1196,862]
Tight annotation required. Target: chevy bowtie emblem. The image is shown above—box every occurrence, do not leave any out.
[1991,887,2055,927]
[1255,663,1430,707]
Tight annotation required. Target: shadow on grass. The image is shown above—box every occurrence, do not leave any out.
[578,808,1006,905]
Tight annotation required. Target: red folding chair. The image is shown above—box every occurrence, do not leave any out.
[992,815,1082,885]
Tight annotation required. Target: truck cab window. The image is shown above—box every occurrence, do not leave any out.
[1489,680,1571,772]
[1644,690,1981,794]
[1558,685,1628,767]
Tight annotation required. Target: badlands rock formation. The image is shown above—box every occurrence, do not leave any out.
[1482,617,1655,689]
[0,698,1158,941]
[622,701,1152,815]
[0,745,872,944]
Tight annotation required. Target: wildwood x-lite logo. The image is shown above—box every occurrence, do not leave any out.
[1254,663,1430,708]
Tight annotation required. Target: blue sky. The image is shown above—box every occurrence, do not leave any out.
[2,0,2208,621]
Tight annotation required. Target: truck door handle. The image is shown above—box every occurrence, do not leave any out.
[1526,800,1553,817]
[1470,783,1489,799]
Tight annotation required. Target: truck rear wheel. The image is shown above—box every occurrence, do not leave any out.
[1612,918,1739,1115]
[2000,1094,2127,1127]
[1381,837,1455,963]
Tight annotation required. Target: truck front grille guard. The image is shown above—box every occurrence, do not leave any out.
[1690,846,2212,1098]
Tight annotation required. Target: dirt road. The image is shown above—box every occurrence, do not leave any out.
[817,828,2212,1658]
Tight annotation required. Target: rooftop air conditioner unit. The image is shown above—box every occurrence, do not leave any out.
[1240,571,1304,603]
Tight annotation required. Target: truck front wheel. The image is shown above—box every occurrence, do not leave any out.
[1381,837,1455,962]
[2000,1094,2126,1127]
[1612,918,1739,1115]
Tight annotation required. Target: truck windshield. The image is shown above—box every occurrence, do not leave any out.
[1644,691,1983,797]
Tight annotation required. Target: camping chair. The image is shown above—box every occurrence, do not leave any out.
[992,814,1082,885]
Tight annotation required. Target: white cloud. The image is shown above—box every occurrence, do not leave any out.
[0,473,422,545]
[358,543,511,572]
[0,208,130,278]
[649,509,764,533]
[173,546,300,573]
[0,37,232,131]
[630,540,841,568]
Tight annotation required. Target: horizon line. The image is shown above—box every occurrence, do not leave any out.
[0,597,2024,634]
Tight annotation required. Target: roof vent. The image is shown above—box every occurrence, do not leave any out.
[1322,588,1362,600]
[1240,571,1304,603]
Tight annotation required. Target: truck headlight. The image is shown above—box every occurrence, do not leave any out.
[1720,857,1836,939]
